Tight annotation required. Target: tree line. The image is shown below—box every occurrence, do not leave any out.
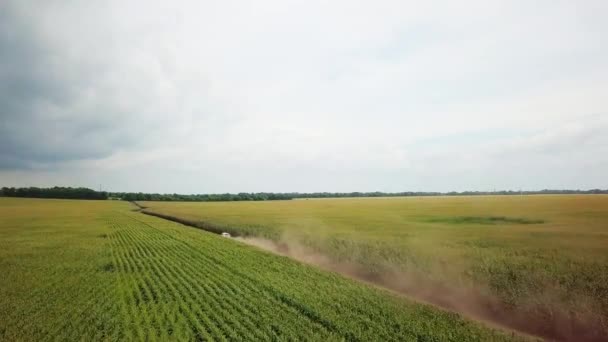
[0,186,108,200]
[2,186,607,201]
[115,192,294,202]
[114,189,608,201]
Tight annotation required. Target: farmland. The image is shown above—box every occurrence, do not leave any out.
[140,195,608,340]
[0,198,524,341]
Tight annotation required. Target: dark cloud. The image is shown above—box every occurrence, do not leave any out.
[0,3,135,169]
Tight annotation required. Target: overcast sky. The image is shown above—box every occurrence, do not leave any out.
[1,1,607,193]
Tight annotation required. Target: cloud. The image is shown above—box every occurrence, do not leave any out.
[0,3,131,168]
[0,0,607,191]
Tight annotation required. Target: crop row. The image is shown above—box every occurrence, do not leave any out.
[106,213,340,340]
[0,198,522,341]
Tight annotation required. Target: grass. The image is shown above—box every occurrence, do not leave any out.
[0,197,524,341]
[141,195,608,339]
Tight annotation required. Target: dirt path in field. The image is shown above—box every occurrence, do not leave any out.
[133,203,607,342]
[233,236,608,342]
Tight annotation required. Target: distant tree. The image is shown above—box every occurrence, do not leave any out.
[0,186,107,200]
[6,187,605,202]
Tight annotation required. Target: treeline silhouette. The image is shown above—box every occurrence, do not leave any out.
[1,186,107,200]
[114,189,608,201]
[116,192,294,201]
[2,187,607,201]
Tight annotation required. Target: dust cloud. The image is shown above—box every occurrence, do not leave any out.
[136,206,606,341]
[235,235,607,342]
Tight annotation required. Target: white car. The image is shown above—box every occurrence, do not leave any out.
[221,232,231,238]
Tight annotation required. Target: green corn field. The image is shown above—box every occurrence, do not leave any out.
[0,198,526,341]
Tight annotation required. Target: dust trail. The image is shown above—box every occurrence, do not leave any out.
[135,206,607,341]
[236,236,607,342]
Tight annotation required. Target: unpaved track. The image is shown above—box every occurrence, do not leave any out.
[135,203,606,341]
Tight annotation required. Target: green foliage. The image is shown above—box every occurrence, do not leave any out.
[0,198,523,341]
[111,189,608,202]
[0,186,107,200]
[141,195,608,338]
[3,185,606,202]
[115,191,294,202]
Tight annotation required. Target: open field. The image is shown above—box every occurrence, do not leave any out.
[0,198,524,341]
[141,195,608,340]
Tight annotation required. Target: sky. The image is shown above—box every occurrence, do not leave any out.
[1,0,607,193]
